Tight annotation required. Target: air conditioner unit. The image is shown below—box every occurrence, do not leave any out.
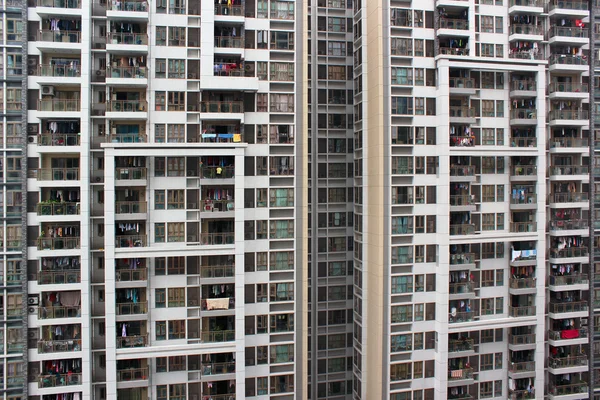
[27,124,39,133]
[28,307,37,314]
[28,136,37,144]
[188,73,197,79]
[28,69,35,75]
[28,331,38,339]
[41,86,55,96]
[28,296,39,305]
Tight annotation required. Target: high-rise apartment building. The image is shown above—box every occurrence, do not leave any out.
[14,0,600,399]
[24,0,307,399]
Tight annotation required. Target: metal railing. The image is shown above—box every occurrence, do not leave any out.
[549,274,588,286]
[35,0,81,7]
[38,339,81,353]
[37,202,80,216]
[548,54,588,66]
[508,361,535,372]
[37,237,80,250]
[548,26,588,38]
[108,0,148,11]
[549,137,587,148]
[201,233,235,245]
[548,219,588,231]
[201,264,235,278]
[449,282,474,295]
[450,253,476,265]
[508,333,535,346]
[449,311,476,323]
[108,32,148,45]
[200,101,243,113]
[548,82,588,93]
[38,64,81,77]
[38,305,81,319]
[548,110,588,120]
[509,305,536,317]
[510,24,543,35]
[548,355,588,369]
[510,165,537,177]
[450,224,476,235]
[116,301,148,315]
[548,328,587,340]
[215,4,243,15]
[107,100,147,112]
[548,383,588,396]
[448,339,474,352]
[201,330,235,343]
[115,167,147,180]
[214,36,243,48]
[37,168,79,181]
[38,373,82,388]
[201,362,236,375]
[116,335,147,348]
[439,18,468,30]
[509,0,543,5]
[107,66,147,79]
[550,246,588,259]
[38,270,81,285]
[37,30,81,43]
[116,268,147,282]
[510,109,537,120]
[450,165,476,177]
[509,277,536,289]
[508,390,535,400]
[510,222,537,233]
[450,195,474,206]
[449,106,475,118]
[548,0,588,10]
[115,201,147,214]
[548,301,588,313]
[550,165,588,175]
[38,99,80,112]
[511,80,536,91]
[552,192,587,203]
[448,367,474,380]
[38,133,80,146]
[115,235,147,248]
[200,166,235,179]
[449,77,475,89]
[510,192,536,204]
[116,367,148,382]
[439,47,469,56]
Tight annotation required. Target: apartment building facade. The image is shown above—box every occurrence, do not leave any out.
[24,0,307,399]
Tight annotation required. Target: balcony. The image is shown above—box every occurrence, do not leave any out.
[37,64,81,78]
[508,333,536,348]
[450,224,476,236]
[107,0,148,15]
[513,137,539,148]
[37,202,80,216]
[38,99,81,112]
[447,367,474,383]
[38,339,81,353]
[202,297,235,311]
[201,264,234,278]
[510,165,537,181]
[117,367,148,382]
[37,237,80,251]
[38,305,81,319]
[548,301,588,315]
[200,166,235,179]
[200,232,235,246]
[115,201,147,215]
[548,219,588,233]
[38,270,81,285]
[449,282,474,299]
[106,66,148,84]
[509,109,537,125]
[438,47,469,57]
[547,0,589,16]
[549,138,588,152]
[38,373,82,388]
[201,330,235,343]
[548,355,588,370]
[450,195,475,211]
[34,0,81,8]
[116,301,148,316]
[107,32,148,46]
[107,100,147,113]
[448,338,474,353]
[449,106,476,123]
[36,30,81,45]
[509,277,536,294]
[548,383,588,398]
[548,274,589,288]
[508,361,535,375]
[439,18,469,31]
[510,80,537,97]
[550,192,588,205]
[550,165,588,177]
[548,328,587,343]
[115,167,147,181]
[215,4,243,16]
[36,168,79,182]
[510,24,543,37]
[214,36,243,48]
[38,133,80,147]
[509,305,536,317]
[549,246,588,261]
[548,82,589,99]
[510,190,537,209]
[116,335,147,349]
[508,389,535,400]
[200,101,243,114]
[510,222,537,233]
[547,26,588,45]
[116,268,147,282]
[115,235,147,248]
[202,362,236,376]
[508,51,545,61]
[549,54,588,72]
[450,166,476,182]
[450,253,477,267]
[449,77,476,93]
[449,311,476,323]
[548,110,589,126]
[509,0,544,13]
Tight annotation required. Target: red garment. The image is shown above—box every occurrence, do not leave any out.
[560,329,579,339]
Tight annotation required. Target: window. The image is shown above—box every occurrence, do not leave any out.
[155,289,166,308]
[156,26,167,45]
[155,124,166,142]
[480,381,493,398]
[155,223,166,242]
[270,344,294,364]
[155,91,166,111]
[167,222,184,242]
[257,94,268,112]
[270,282,294,301]
[480,353,493,371]
[168,288,185,307]
[391,275,413,294]
[270,251,293,270]
[168,27,186,46]
[156,321,166,340]
[167,157,185,176]
[270,62,294,81]
[167,92,185,111]
[496,213,504,230]
[5,89,20,111]
[391,305,413,323]
[155,190,165,209]
[168,320,185,339]
[328,41,346,56]
[167,124,185,143]
[6,19,23,42]
[156,360,167,374]
[270,94,294,112]
[482,100,494,117]
[168,59,185,79]
[482,185,495,202]
[169,356,185,371]
[270,31,294,50]
[495,297,503,314]
[167,190,184,209]
[392,97,413,115]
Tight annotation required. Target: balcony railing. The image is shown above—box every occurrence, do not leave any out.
[116,335,147,348]
[38,305,81,319]
[548,301,588,314]
[448,367,474,380]
[38,270,81,285]
[37,202,80,216]
[550,138,587,148]
[115,167,147,180]
[549,247,588,259]
[107,66,147,79]
[201,330,235,343]
[201,264,235,278]
[450,253,476,265]
[439,47,469,56]
[108,32,148,45]
[548,383,588,396]
[37,30,81,43]
[115,235,147,248]
[509,52,545,60]
[549,82,588,93]
[201,233,235,245]
[38,373,82,388]
[510,24,543,35]
[450,165,476,177]
[450,195,474,206]
[510,192,536,205]
[548,355,588,369]
[510,305,536,317]
[214,36,243,48]
[508,361,535,373]
[510,165,537,177]
[552,192,587,203]
[449,282,474,295]
[510,109,537,120]
[510,222,537,233]
[508,333,535,346]
[439,18,469,30]
[511,80,536,91]
[202,362,236,375]
[117,367,148,382]
[200,166,235,179]
[108,0,148,11]
[509,277,536,289]
[449,106,475,118]
[37,237,80,250]
[35,0,81,8]
[549,219,588,231]
[115,201,147,214]
[107,100,147,112]
[215,4,243,15]
[510,138,537,148]
[200,101,243,113]
[548,26,588,39]
[449,311,476,323]
[448,339,474,352]
[508,389,535,400]
[548,274,588,286]
[548,110,588,121]
[116,301,148,315]
[450,224,476,235]
[38,64,81,77]
[548,54,588,66]
[548,328,587,340]
[38,339,81,353]
[116,268,147,282]
[37,168,79,181]
[38,99,80,112]
[548,0,588,11]
[509,0,543,6]
[38,133,80,146]
[449,77,476,89]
